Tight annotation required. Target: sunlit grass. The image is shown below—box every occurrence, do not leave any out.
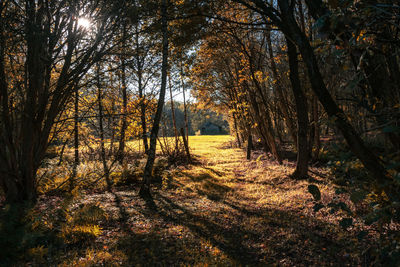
[16,135,374,265]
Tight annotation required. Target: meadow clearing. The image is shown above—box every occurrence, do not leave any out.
[1,135,383,266]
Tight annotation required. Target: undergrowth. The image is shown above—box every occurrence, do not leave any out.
[310,141,400,265]
[0,196,108,266]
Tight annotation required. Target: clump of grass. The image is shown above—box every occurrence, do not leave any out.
[60,248,127,266]
[60,224,102,245]
[72,203,106,225]
[58,203,106,245]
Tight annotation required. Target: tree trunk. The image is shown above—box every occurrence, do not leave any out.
[247,89,281,163]
[273,109,284,145]
[312,96,320,160]
[139,0,169,198]
[109,91,116,157]
[117,49,128,163]
[233,113,242,148]
[246,129,253,160]
[70,83,80,191]
[180,58,189,145]
[136,24,149,155]
[97,64,112,192]
[180,128,192,163]
[286,36,309,179]
[57,139,68,166]
[168,73,179,149]
[265,30,298,147]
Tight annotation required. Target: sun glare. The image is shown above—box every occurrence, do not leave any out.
[77,18,91,29]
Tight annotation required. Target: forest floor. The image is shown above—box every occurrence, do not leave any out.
[4,136,379,266]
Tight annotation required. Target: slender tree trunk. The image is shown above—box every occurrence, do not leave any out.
[246,129,253,160]
[308,97,315,156]
[273,110,284,144]
[313,96,320,159]
[385,48,400,104]
[180,58,189,144]
[265,30,297,147]
[139,0,169,198]
[70,83,80,191]
[57,139,68,166]
[244,58,282,163]
[247,89,281,163]
[180,128,191,163]
[97,64,112,192]
[109,96,116,157]
[228,31,281,161]
[286,36,309,179]
[136,24,149,155]
[117,54,128,163]
[297,0,306,32]
[233,113,242,148]
[262,105,280,163]
[168,73,179,149]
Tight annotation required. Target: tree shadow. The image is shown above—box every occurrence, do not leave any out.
[109,158,362,265]
[116,187,360,265]
[179,170,232,201]
[153,193,261,264]
[202,166,224,177]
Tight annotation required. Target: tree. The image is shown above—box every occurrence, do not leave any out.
[285,36,309,179]
[116,22,130,163]
[139,0,169,198]
[232,0,398,199]
[0,0,120,203]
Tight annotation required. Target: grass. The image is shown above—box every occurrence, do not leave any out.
[1,135,390,266]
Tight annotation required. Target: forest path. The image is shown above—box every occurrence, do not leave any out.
[79,135,364,266]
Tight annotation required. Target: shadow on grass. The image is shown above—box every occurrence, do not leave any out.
[202,166,224,177]
[180,169,232,201]
[110,166,362,266]
[114,190,360,265]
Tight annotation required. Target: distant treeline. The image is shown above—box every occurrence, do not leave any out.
[162,102,229,136]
